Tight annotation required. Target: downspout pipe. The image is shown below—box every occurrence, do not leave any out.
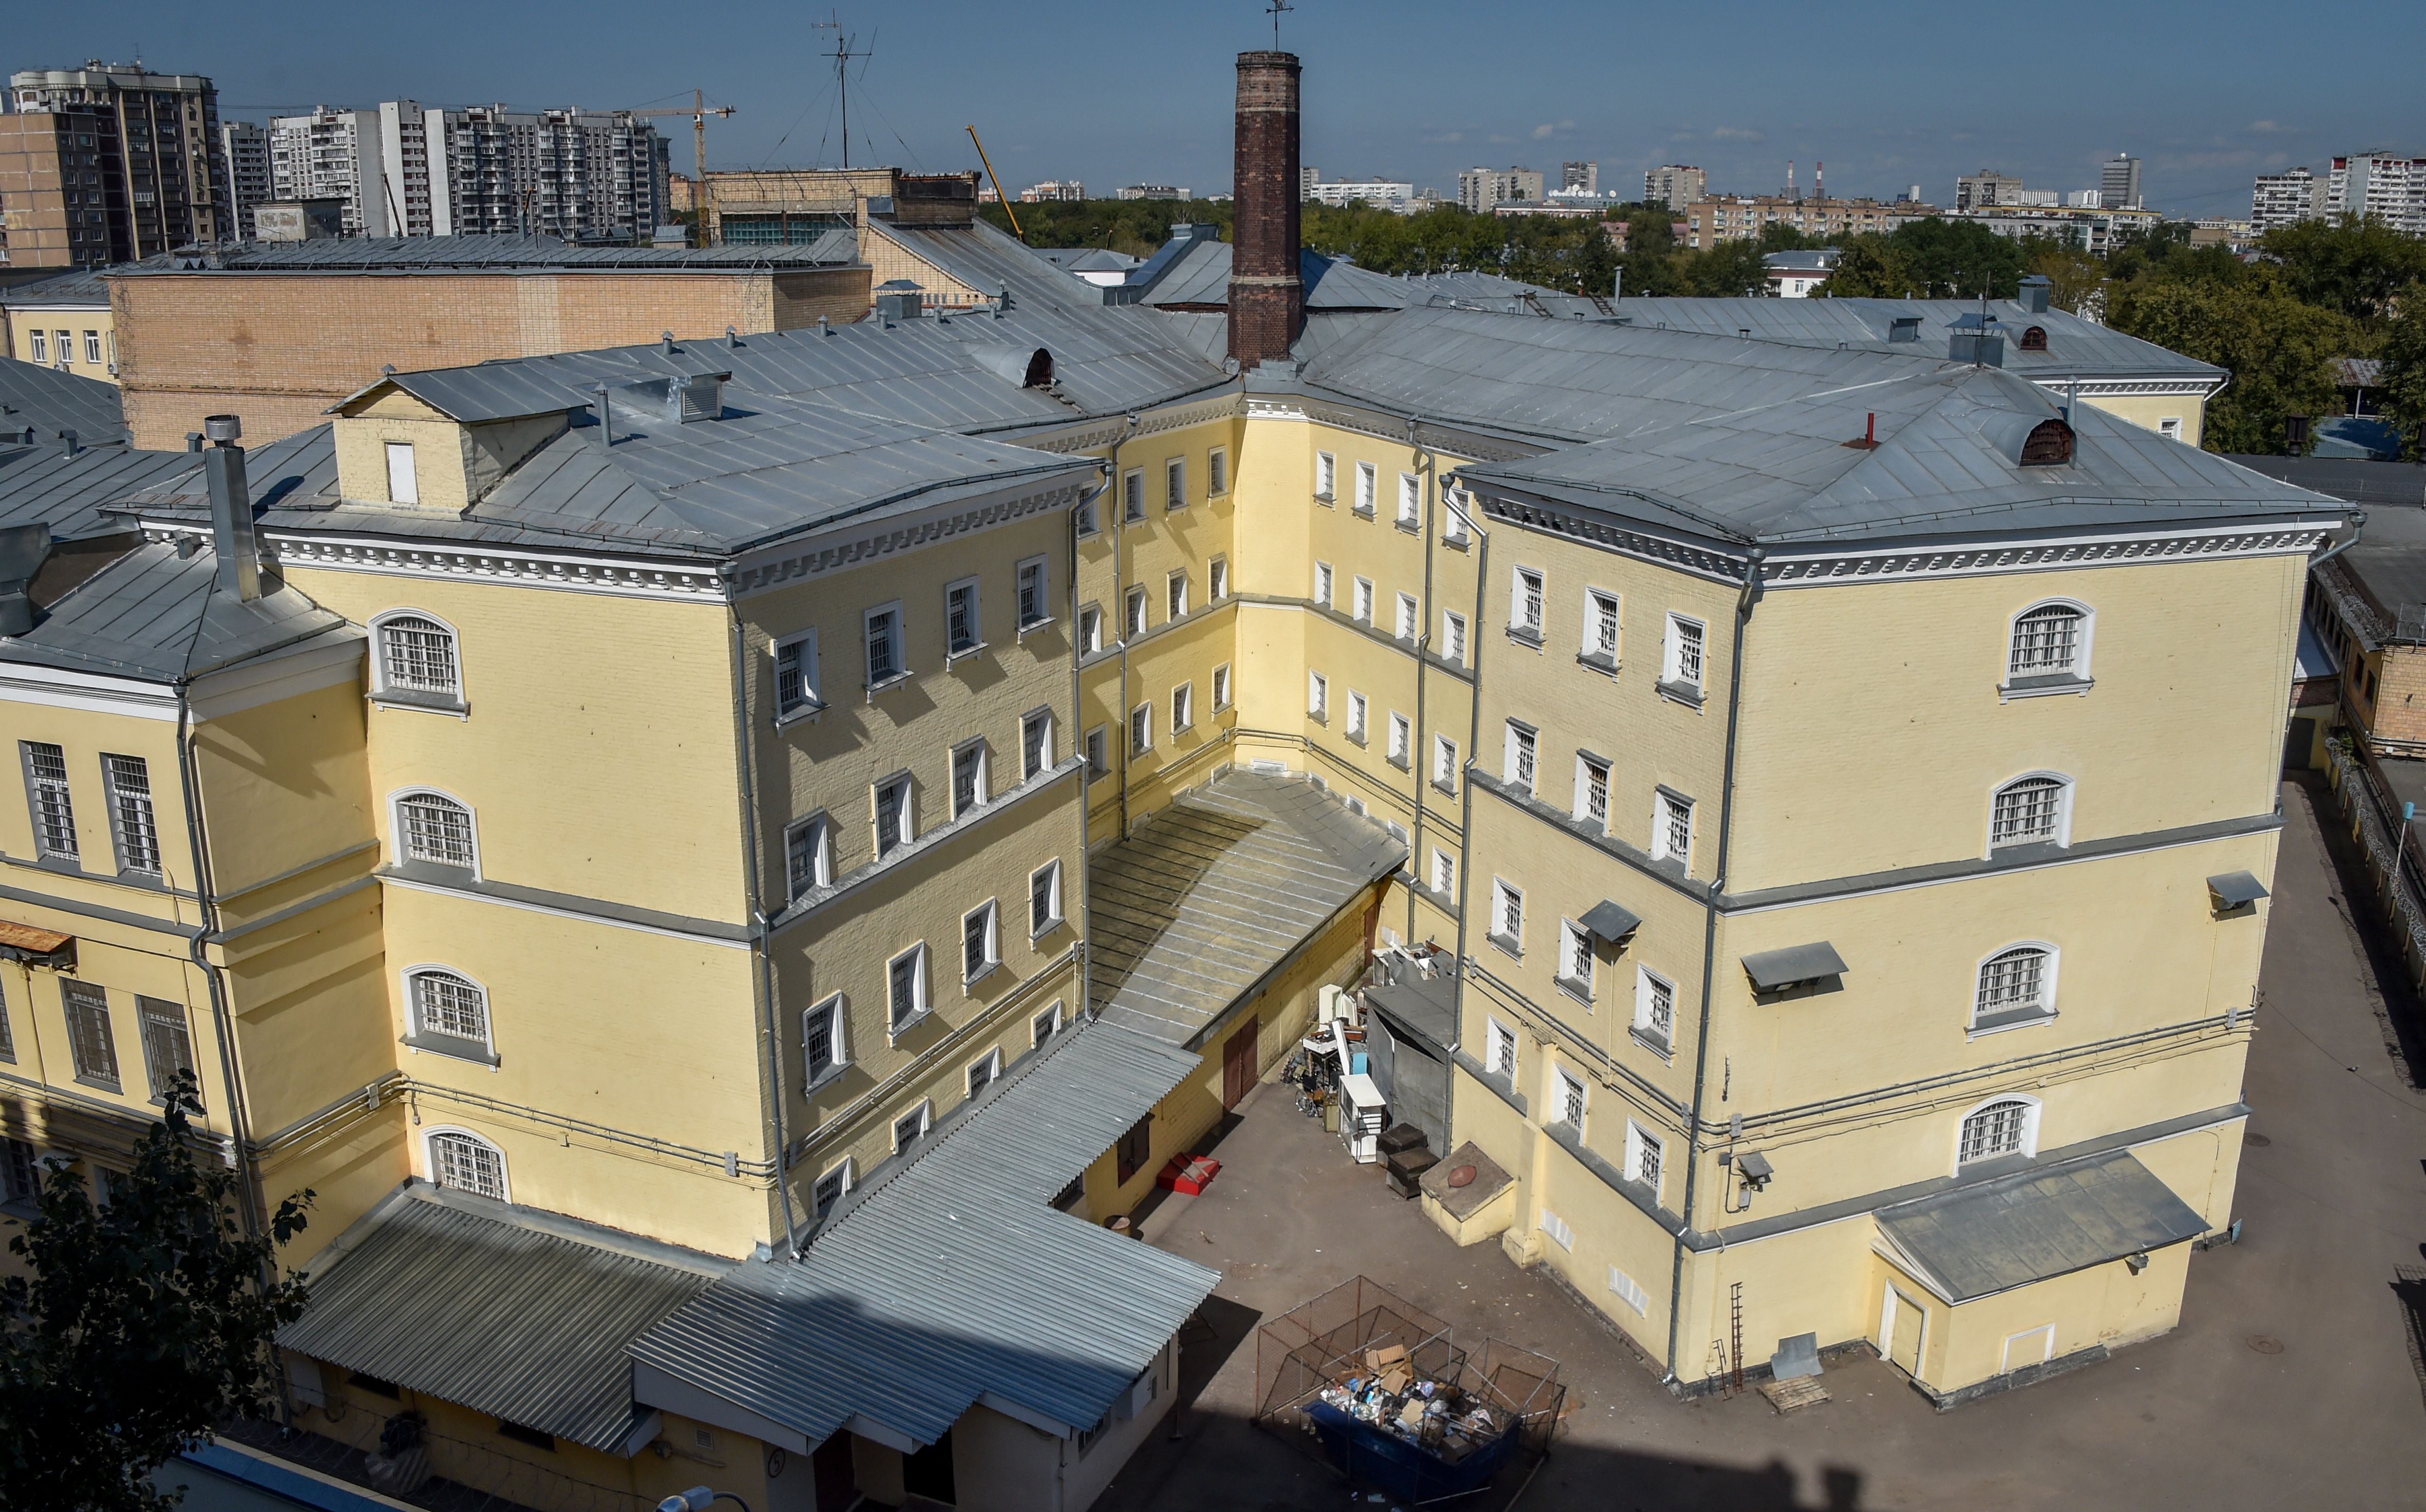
[1072,476,1109,1023]
[1409,415,1436,943]
[1110,414,1140,841]
[724,581,802,1258]
[1446,481,1490,1038]
[1665,545,1764,1385]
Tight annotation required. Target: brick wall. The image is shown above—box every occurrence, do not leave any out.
[111,264,871,448]
[1228,51,1303,370]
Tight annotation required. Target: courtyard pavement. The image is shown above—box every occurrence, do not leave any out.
[1092,774,2426,1512]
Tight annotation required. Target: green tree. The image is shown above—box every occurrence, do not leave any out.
[1886,218,2027,298]
[1815,235,1916,297]
[0,1077,314,1512]
[2025,241,2106,315]
[2375,281,2426,461]
[1678,237,1769,297]
[2261,215,2426,330]
[2110,276,2352,453]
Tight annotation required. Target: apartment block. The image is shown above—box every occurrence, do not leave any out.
[1019,179,1087,202]
[1458,165,1544,213]
[2101,154,2144,211]
[2327,153,2426,235]
[1955,169,2027,211]
[2251,167,2327,233]
[1643,165,1707,211]
[219,120,271,234]
[1561,161,1598,195]
[1677,193,1936,248]
[8,63,228,255]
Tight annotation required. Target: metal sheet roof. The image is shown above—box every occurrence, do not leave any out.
[0,443,199,540]
[2222,455,2426,508]
[0,267,113,307]
[2206,870,2269,908]
[629,1019,1217,1450]
[1616,298,2222,382]
[1875,1149,2208,1303]
[1740,941,1848,990]
[0,360,130,450]
[1135,236,1412,312]
[277,1184,729,1453]
[1088,769,1408,1045]
[1580,900,1642,942]
[111,233,860,273]
[1,539,355,683]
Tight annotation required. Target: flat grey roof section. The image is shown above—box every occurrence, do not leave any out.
[1875,1149,2207,1304]
[1367,968,1457,1053]
[2225,455,2426,508]
[277,1183,729,1453]
[0,266,112,307]
[0,443,199,539]
[1088,769,1409,1046]
[111,232,861,273]
[630,1019,1216,1451]
[2,539,354,683]
[0,358,130,449]
[1741,941,1848,990]
[1617,297,2223,382]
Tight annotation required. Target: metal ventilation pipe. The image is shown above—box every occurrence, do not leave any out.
[202,415,260,602]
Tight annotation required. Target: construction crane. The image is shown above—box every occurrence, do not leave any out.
[966,125,1022,242]
[629,89,737,210]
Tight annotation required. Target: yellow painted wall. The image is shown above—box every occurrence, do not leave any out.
[5,304,118,382]
[2083,391,2205,449]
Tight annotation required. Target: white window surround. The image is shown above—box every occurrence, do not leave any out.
[1552,1065,1588,1129]
[1313,562,1334,607]
[1396,593,1418,642]
[1122,468,1146,522]
[1443,610,1468,667]
[1165,456,1187,510]
[1126,585,1149,638]
[1397,470,1420,525]
[1212,663,1233,710]
[1210,557,1229,600]
[1168,571,1189,620]
[772,627,822,721]
[785,812,832,901]
[1511,567,1545,637]
[1431,847,1454,895]
[1172,681,1194,733]
[1485,1016,1519,1075]
[369,608,466,707]
[1625,1120,1664,1197]
[1021,709,1056,782]
[1079,604,1105,654]
[422,1125,508,1201]
[1347,691,1368,744]
[1954,1093,2041,1167]
[1015,556,1052,632]
[863,602,907,690]
[1986,771,2074,854]
[390,787,481,877]
[1971,943,2060,1034]
[1353,576,1373,623]
[1209,447,1229,495]
[1491,878,1524,952]
[1662,613,1707,693]
[1652,789,1693,868]
[966,1047,1004,1098]
[944,577,984,659]
[1355,461,1377,515]
[962,898,1000,981]
[1574,754,1610,831]
[1308,671,1328,721]
[1634,966,1676,1049]
[887,943,931,1035]
[893,1099,934,1150]
[1582,589,1621,665]
[1433,734,1458,792]
[385,441,419,505]
[2156,418,2183,441]
[1315,450,1337,502]
[873,772,915,857]
[802,992,849,1086]
[402,963,495,1054]
[1030,859,1064,936]
[1559,921,1594,1001]
[1503,720,1538,792]
[812,1156,855,1219]
[950,739,990,818]
[1131,701,1154,754]
[1032,1001,1064,1045]
[1388,712,1412,765]
[2002,599,2096,695]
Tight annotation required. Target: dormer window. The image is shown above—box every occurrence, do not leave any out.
[2018,325,2048,352]
[385,441,419,504]
[2019,418,2074,466]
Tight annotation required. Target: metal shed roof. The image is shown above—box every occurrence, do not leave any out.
[1088,769,1408,1046]
[111,232,860,274]
[1,539,354,683]
[629,1019,1216,1452]
[0,358,130,451]
[1616,298,2223,382]
[1741,941,1848,990]
[1579,900,1642,942]
[1877,1150,2207,1304]
[277,1184,729,1453]
[0,443,200,540]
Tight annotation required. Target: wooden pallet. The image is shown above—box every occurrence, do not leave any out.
[1758,1376,1830,1414]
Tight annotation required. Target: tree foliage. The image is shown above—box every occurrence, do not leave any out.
[0,1076,314,1512]
[2108,276,2352,455]
[2376,282,2426,461]
[2261,216,2426,330]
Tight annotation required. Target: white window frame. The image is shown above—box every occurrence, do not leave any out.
[1511,567,1545,637]
[1209,556,1229,600]
[1986,771,2074,854]
[2157,417,2182,441]
[1574,754,1610,832]
[1314,561,1335,608]
[1625,1121,1664,1198]
[370,608,465,704]
[1662,613,1706,691]
[1131,700,1154,754]
[27,331,44,364]
[1168,570,1189,621]
[1634,966,1676,1048]
[802,992,849,1088]
[385,440,420,505]
[1346,690,1368,744]
[887,942,931,1035]
[1395,592,1418,642]
[1085,726,1109,780]
[785,812,832,902]
[1032,1001,1064,1045]
[84,330,102,366]
[1560,921,1595,1001]
[1444,610,1468,667]
[1954,1093,2041,1167]
[811,1156,855,1221]
[1443,486,1472,544]
[1211,662,1233,711]
[2004,599,2095,686]
[1030,859,1064,937]
[1315,450,1337,503]
[1355,461,1377,516]
[944,577,984,659]
[1308,671,1328,721]
[1583,589,1621,664]
[1076,489,1101,537]
[1208,447,1229,496]
[1388,712,1412,767]
[1079,603,1105,654]
[390,787,481,877]
[893,1099,934,1151]
[1552,1064,1588,1130]
[1016,556,1052,632]
[423,1126,509,1202]
[864,601,907,689]
[1491,878,1524,952]
[1171,681,1194,733]
[966,1046,1004,1099]
[772,627,821,721]
[102,753,161,875]
[1652,789,1693,868]
[1430,847,1454,896]
[962,898,1000,982]
[1397,470,1420,526]
[1352,576,1374,624]
[1486,1016,1519,1075]
[873,772,915,857]
[1126,585,1149,638]
[1503,720,1538,792]
[1165,455,1187,511]
[1972,942,2060,1033]
[950,739,990,819]
[1122,467,1146,523]
[1021,708,1055,782]
[403,963,494,1053]
[21,741,78,862]
[1433,734,1458,793]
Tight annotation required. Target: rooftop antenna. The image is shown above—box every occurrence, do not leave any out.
[814,12,872,170]
[1266,0,1294,50]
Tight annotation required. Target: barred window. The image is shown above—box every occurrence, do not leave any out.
[398,792,476,868]
[1976,947,2051,1023]
[786,815,830,902]
[1629,1125,1664,1191]
[62,981,118,1088]
[23,742,77,860]
[1638,970,1676,1042]
[803,995,844,1084]
[412,970,489,1043]
[138,996,197,1105]
[1991,777,2065,847]
[1959,1100,2030,1163]
[1556,1069,1586,1129]
[775,631,820,716]
[378,616,460,696]
[104,754,160,874]
[429,1130,506,1199]
[1512,568,1544,634]
[2009,604,2085,678]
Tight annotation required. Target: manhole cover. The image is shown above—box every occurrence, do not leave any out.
[2247,1335,2284,1355]
[2245,1133,2272,1147]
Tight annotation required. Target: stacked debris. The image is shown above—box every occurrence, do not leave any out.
[1317,1343,1505,1463]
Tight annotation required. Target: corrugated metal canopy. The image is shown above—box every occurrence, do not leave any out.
[1580,900,1642,942]
[1741,941,1848,990]
[1876,1150,2208,1303]
[630,1020,1216,1450]
[278,1184,729,1453]
[1089,769,1408,1046]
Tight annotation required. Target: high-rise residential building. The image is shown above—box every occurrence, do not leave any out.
[1305,178,1415,212]
[3,62,229,263]
[2250,167,2328,234]
[1678,193,1938,248]
[219,121,271,235]
[1300,164,1320,198]
[1118,183,1190,200]
[2327,153,2426,235]
[2101,154,2143,211]
[1955,169,2027,211]
[269,102,669,241]
[1642,164,1705,211]
[1019,179,1087,202]
[1561,161,1598,195]
[1457,165,1543,213]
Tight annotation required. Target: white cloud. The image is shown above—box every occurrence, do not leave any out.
[1533,123,1556,139]
[1712,126,1765,142]
[2248,119,2287,134]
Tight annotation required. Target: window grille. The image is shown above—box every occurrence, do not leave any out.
[1347,693,1368,743]
[1582,760,1609,827]
[2008,605,2084,677]
[1315,452,1336,500]
[1671,617,1704,685]
[1389,714,1411,763]
[775,633,818,715]
[1080,606,1103,653]
[875,778,909,858]
[946,583,979,655]
[1490,1022,1518,1074]
[62,982,117,1086]
[1435,736,1458,789]
[1314,563,1333,606]
[1565,924,1593,989]
[1514,570,1544,633]
[1307,673,1327,720]
[1166,457,1185,509]
[1959,1100,2029,1162]
[1496,882,1524,943]
[1445,612,1468,665]
[963,902,996,978]
[889,948,925,1029]
[1172,683,1192,731]
[1126,587,1148,637]
[1353,578,1373,622]
[968,1052,1000,1098]
[1508,724,1536,790]
[1209,449,1228,495]
[1356,462,1377,514]
[813,1163,849,1219]
[1640,971,1675,1040]
[1589,592,1620,656]
[25,742,77,859]
[804,997,841,1084]
[1991,778,2063,846]
[1558,1071,1586,1127]
[1022,713,1051,779]
[1123,470,1145,522]
[430,1131,505,1199]
[1212,664,1232,709]
[1210,559,1229,599]
[952,745,985,817]
[866,608,902,683]
[1086,728,1108,778]
[1169,572,1188,620]
[379,616,459,695]
[1018,560,1048,627]
[104,754,160,873]
[787,816,829,900]
[399,793,475,868]
[1658,793,1692,862]
[895,1105,929,1150]
[1398,471,1420,524]
[1976,947,2049,1020]
[1131,702,1152,754]
[413,971,488,1042]
[1033,1004,1062,1044]
[1397,594,1418,640]
[1631,1127,1664,1189]
[1031,862,1060,934]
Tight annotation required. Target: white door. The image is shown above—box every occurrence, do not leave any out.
[385,441,419,504]
[1884,1289,1925,1376]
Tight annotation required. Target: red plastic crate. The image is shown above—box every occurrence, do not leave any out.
[1157,1154,1222,1196]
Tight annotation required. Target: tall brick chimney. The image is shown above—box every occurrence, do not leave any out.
[1228,50,1304,369]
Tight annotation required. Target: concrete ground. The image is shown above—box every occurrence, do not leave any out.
[1092,775,2426,1512]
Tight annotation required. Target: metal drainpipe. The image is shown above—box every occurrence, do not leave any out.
[1447,483,1490,1025]
[1072,477,1108,1023]
[1110,414,1140,840]
[1664,545,1764,1385]
[724,585,802,1257]
[1409,414,1436,943]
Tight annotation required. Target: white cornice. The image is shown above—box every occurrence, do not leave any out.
[1481,493,1748,584]
[1762,521,2333,587]
[151,525,734,604]
[0,661,179,720]
[726,478,1085,597]
[1027,393,1242,455]
[2036,376,2225,399]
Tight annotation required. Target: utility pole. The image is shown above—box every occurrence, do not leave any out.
[815,13,871,171]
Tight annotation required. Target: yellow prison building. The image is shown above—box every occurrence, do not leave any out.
[0,45,2343,1512]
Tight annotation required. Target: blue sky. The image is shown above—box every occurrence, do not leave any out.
[12,1,2422,217]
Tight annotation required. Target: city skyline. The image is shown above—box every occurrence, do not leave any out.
[8,0,2422,221]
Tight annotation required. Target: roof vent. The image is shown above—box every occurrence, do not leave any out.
[1887,315,1922,343]
[2017,273,2052,314]
[874,280,924,323]
[660,331,677,354]
[1842,412,1880,450]
[1949,330,2004,366]
[1024,348,1054,388]
[2018,324,2048,352]
[2019,418,2074,466]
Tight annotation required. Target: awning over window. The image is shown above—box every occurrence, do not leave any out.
[0,919,74,968]
[2206,871,2269,910]
[1740,941,1847,991]
[1875,1150,2209,1304]
[1579,900,1642,944]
